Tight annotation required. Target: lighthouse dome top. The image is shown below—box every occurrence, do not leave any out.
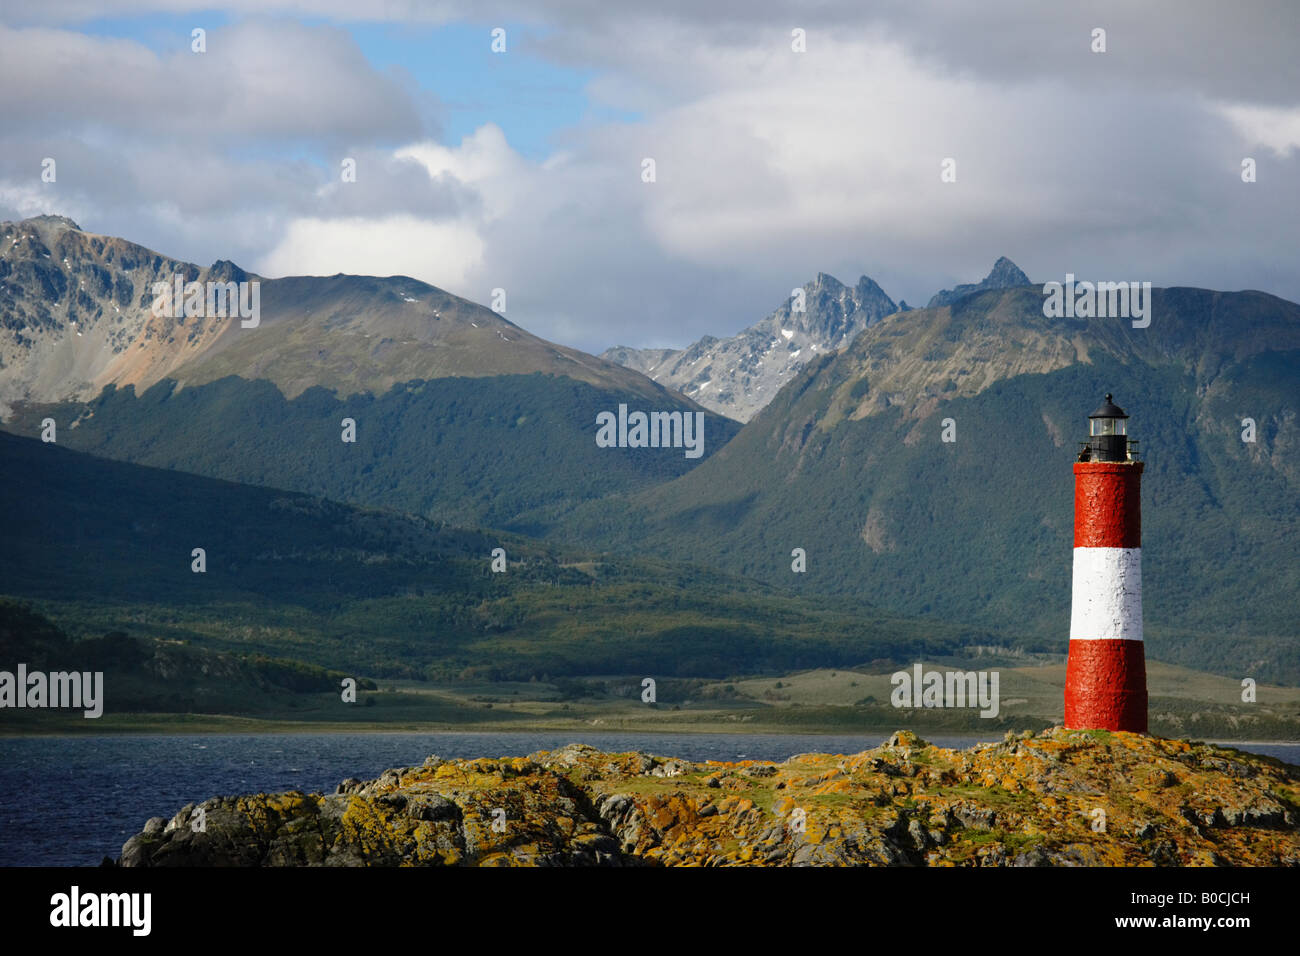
[1089,393,1128,419]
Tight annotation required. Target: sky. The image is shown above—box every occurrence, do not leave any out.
[1,1,1298,354]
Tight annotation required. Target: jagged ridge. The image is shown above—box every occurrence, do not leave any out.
[927,256,1031,309]
[603,272,897,422]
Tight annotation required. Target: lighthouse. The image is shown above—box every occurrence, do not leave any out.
[1065,394,1148,733]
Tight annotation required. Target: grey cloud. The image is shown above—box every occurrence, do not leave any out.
[311,151,482,220]
[9,1,1299,107]
[461,0,1300,109]
[0,20,429,147]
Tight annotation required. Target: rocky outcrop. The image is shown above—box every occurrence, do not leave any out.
[117,729,1299,867]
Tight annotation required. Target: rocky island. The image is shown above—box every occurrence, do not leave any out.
[117,729,1299,867]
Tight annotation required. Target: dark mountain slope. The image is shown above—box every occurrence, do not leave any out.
[3,372,739,533]
[0,431,979,681]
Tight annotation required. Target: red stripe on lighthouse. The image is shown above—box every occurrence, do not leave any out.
[1064,640,1147,733]
[1073,462,1142,548]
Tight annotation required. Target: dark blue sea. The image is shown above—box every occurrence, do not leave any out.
[1,732,1295,866]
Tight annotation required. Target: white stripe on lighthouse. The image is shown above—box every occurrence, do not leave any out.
[1069,547,1143,641]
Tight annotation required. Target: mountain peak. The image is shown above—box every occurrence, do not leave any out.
[0,220,673,407]
[927,257,1031,309]
[8,214,83,232]
[856,274,891,296]
[603,269,898,422]
[208,259,251,283]
[987,256,1029,287]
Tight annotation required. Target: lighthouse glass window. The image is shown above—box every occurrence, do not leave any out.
[1090,417,1126,437]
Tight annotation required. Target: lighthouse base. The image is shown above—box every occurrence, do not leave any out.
[1064,639,1148,733]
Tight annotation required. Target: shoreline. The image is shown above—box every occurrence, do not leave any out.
[3,719,1298,749]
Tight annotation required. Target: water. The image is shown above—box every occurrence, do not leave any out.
[1,732,1295,867]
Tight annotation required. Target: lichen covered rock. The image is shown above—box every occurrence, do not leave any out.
[117,730,1300,867]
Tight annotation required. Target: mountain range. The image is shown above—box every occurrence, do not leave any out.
[1,215,1296,686]
[601,272,898,421]
[601,257,1032,422]
[568,285,1300,681]
[0,215,738,530]
[0,214,678,409]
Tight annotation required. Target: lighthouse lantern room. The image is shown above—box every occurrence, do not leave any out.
[1079,393,1139,463]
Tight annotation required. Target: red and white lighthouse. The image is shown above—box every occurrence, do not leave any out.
[1064,394,1148,733]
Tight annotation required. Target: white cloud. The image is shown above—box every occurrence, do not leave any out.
[1217,104,1300,157]
[258,214,485,289]
[251,21,1300,352]
[0,183,78,222]
[396,125,532,222]
[3,7,1298,356]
